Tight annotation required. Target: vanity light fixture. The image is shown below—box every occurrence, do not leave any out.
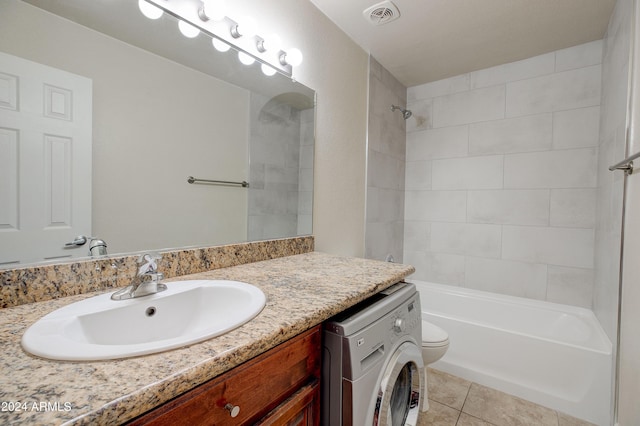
[261,64,277,77]
[238,51,255,66]
[178,19,200,38]
[198,0,226,21]
[280,48,303,67]
[138,0,164,19]
[140,0,303,77]
[259,34,283,53]
[211,38,230,52]
[231,17,257,39]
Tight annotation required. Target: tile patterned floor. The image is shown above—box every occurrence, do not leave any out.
[417,368,597,426]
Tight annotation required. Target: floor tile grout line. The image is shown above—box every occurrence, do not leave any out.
[453,409,462,425]
[460,381,473,415]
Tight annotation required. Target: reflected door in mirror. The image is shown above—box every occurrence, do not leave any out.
[0,51,92,265]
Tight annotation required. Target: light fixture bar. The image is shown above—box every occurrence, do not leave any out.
[146,0,294,77]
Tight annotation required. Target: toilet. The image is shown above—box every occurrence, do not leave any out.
[421,320,450,411]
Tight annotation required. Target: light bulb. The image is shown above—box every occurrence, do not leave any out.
[138,0,163,19]
[282,48,303,67]
[238,52,255,66]
[261,34,282,52]
[212,38,230,52]
[178,20,200,38]
[261,64,277,76]
[234,16,257,38]
[200,0,226,21]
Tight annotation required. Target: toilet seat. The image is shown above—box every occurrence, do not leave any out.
[421,320,449,346]
[422,340,449,348]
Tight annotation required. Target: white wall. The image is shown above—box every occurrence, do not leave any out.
[404,41,603,307]
[223,1,370,258]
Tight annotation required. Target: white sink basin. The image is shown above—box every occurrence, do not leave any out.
[21,280,266,361]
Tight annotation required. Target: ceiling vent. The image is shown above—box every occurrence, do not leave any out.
[363,1,401,26]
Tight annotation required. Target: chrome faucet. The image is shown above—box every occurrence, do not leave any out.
[111,253,167,300]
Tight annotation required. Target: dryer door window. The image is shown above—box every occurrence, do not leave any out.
[389,363,413,424]
[375,342,424,426]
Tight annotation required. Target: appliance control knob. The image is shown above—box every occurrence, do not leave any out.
[393,318,405,333]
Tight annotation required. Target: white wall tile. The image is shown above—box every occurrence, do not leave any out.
[504,148,597,189]
[367,149,405,189]
[365,221,404,262]
[404,220,431,253]
[506,65,601,117]
[405,161,431,190]
[467,189,549,225]
[366,186,380,223]
[433,86,506,127]
[408,74,470,102]
[546,266,594,308]
[553,106,600,149]
[406,125,468,161]
[404,250,466,285]
[368,109,406,160]
[502,225,594,268]
[403,41,601,310]
[299,144,314,169]
[469,113,552,155]
[470,52,555,89]
[465,257,548,300]
[297,214,312,236]
[406,98,433,133]
[431,222,502,258]
[298,190,313,215]
[432,155,504,190]
[550,189,596,228]
[555,40,603,72]
[368,187,404,222]
[405,190,467,222]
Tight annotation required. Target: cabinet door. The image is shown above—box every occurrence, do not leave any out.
[127,326,321,426]
[257,380,320,426]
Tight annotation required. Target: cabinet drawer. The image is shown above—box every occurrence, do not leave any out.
[129,326,321,425]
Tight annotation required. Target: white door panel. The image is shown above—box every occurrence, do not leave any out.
[0,51,92,264]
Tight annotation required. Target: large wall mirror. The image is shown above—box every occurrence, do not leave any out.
[0,0,315,267]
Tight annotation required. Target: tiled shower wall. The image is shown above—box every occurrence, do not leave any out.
[248,94,313,240]
[297,108,315,236]
[404,41,603,307]
[365,57,407,262]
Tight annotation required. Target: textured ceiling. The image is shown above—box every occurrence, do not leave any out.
[310,0,616,87]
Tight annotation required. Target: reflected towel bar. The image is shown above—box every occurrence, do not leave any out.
[187,176,249,187]
[609,151,640,175]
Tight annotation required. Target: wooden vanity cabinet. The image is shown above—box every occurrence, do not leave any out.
[128,326,321,426]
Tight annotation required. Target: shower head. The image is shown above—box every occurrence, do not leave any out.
[391,104,412,120]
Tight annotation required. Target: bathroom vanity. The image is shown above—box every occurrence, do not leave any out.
[129,326,321,425]
[0,251,413,425]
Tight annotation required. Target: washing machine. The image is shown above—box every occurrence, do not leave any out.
[322,282,424,426]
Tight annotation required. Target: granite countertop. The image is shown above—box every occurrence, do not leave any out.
[0,252,414,425]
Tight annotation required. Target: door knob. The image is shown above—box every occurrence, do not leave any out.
[64,235,87,247]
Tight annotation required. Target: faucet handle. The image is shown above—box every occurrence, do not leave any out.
[137,253,161,276]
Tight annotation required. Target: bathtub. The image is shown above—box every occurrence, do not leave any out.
[409,280,612,426]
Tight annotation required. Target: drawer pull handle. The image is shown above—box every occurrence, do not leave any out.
[224,403,240,417]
